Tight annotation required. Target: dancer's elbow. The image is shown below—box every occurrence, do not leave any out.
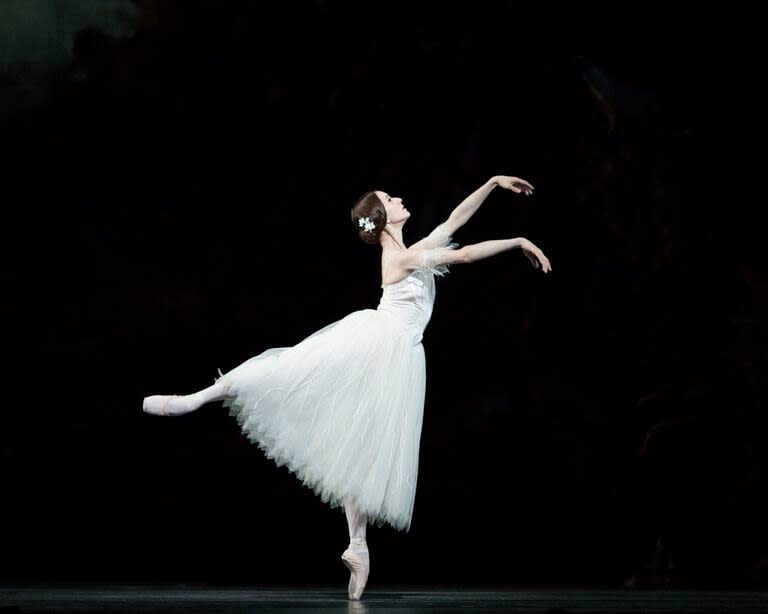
[455,247,473,264]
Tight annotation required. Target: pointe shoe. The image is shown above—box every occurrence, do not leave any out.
[142,394,200,416]
[342,546,356,598]
[346,563,356,599]
[341,538,369,601]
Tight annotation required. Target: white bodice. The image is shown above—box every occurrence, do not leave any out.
[376,269,436,345]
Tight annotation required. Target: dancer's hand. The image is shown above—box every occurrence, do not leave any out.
[494,176,534,195]
[520,238,551,273]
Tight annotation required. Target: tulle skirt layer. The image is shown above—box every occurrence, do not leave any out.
[215,308,426,532]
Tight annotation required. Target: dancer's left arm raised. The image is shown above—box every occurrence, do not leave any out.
[410,175,534,250]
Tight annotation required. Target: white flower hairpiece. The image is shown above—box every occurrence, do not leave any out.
[358,216,376,233]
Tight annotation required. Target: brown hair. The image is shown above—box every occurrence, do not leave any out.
[350,191,387,245]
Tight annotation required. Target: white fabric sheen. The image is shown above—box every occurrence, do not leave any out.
[420,245,460,277]
[214,230,459,532]
[417,222,460,277]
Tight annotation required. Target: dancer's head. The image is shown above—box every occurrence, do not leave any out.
[350,190,410,245]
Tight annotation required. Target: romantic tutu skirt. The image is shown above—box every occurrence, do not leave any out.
[214,307,427,532]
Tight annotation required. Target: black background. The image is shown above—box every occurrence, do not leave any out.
[3,1,767,587]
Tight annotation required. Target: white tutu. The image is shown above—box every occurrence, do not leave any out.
[215,227,458,531]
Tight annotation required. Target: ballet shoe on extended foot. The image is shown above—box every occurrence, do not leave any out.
[142,393,201,416]
[341,538,369,601]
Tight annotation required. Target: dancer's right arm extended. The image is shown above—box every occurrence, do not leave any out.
[400,237,552,273]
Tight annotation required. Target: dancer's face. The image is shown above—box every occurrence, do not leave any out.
[376,191,410,225]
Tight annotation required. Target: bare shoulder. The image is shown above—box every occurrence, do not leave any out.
[381,247,426,285]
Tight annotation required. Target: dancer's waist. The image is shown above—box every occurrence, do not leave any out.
[376,307,425,345]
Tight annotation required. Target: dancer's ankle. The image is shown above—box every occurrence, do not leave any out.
[186,392,205,411]
[349,536,367,550]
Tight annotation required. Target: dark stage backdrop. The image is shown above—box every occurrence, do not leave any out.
[3,1,767,588]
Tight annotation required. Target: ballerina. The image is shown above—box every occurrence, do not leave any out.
[142,174,551,600]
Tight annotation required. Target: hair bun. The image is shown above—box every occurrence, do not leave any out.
[351,192,387,246]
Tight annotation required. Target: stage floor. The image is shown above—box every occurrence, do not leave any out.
[1,586,766,613]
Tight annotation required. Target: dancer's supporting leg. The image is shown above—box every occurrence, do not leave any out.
[143,381,231,416]
[341,495,370,600]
